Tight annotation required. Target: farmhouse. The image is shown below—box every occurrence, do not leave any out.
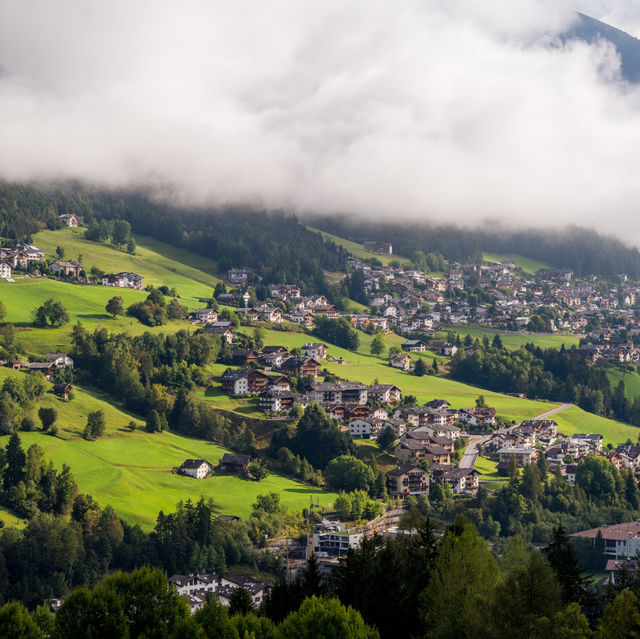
[221,369,270,395]
[101,272,144,290]
[58,213,83,226]
[191,308,218,324]
[0,262,12,279]
[387,465,429,497]
[15,243,45,262]
[367,384,402,404]
[302,343,328,360]
[401,340,427,352]
[309,381,368,405]
[46,352,74,367]
[389,353,411,371]
[218,453,251,477]
[53,383,72,399]
[231,349,260,366]
[205,322,235,344]
[50,260,83,278]
[280,356,319,377]
[179,459,212,479]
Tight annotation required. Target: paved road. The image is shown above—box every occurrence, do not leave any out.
[532,403,573,420]
[460,403,573,471]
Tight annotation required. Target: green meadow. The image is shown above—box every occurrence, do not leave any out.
[33,227,222,303]
[0,430,337,530]
[306,227,410,266]
[0,367,336,529]
[0,278,200,356]
[444,325,580,350]
[607,368,640,401]
[482,252,550,275]
[553,405,639,446]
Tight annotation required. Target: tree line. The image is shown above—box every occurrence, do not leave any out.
[449,341,640,424]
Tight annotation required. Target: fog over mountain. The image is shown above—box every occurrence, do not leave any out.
[2,1,640,240]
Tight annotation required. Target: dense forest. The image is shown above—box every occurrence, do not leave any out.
[310,216,640,277]
[0,182,347,295]
[5,517,638,639]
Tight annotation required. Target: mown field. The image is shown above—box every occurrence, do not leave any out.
[0,430,337,530]
[553,406,639,446]
[33,227,222,303]
[607,368,640,401]
[0,366,337,529]
[306,227,410,266]
[0,278,201,356]
[443,325,581,350]
[482,252,550,275]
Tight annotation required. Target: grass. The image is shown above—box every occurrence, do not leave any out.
[306,227,410,266]
[475,456,500,480]
[33,228,222,303]
[0,430,338,530]
[482,252,550,276]
[445,325,580,350]
[553,406,639,446]
[0,368,336,529]
[0,278,199,356]
[607,368,640,401]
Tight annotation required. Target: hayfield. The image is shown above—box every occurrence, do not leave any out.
[306,227,410,266]
[0,430,338,530]
[443,325,580,350]
[33,227,222,303]
[553,405,639,446]
[0,278,199,355]
[482,252,550,275]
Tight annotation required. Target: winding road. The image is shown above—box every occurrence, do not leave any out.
[459,403,573,470]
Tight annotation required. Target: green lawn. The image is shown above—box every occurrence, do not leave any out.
[553,406,639,446]
[482,252,550,275]
[33,228,222,303]
[475,456,500,480]
[445,326,580,350]
[607,369,640,401]
[307,227,410,266]
[0,278,200,356]
[0,430,337,530]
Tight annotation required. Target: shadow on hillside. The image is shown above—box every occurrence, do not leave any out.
[77,313,111,320]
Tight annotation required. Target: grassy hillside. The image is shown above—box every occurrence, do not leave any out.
[0,430,337,530]
[0,368,336,529]
[0,278,198,356]
[444,326,581,350]
[553,405,639,445]
[307,227,410,266]
[607,368,640,401]
[483,252,550,275]
[33,228,222,303]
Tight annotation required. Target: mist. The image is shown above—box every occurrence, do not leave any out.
[2,1,640,239]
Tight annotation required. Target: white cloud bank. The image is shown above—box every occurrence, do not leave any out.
[1,1,640,238]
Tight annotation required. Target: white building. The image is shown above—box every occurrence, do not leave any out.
[179,459,211,479]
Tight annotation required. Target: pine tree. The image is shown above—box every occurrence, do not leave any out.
[544,525,588,605]
[3,433,25,490]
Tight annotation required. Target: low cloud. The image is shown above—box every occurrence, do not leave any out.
[1,1,640,240]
